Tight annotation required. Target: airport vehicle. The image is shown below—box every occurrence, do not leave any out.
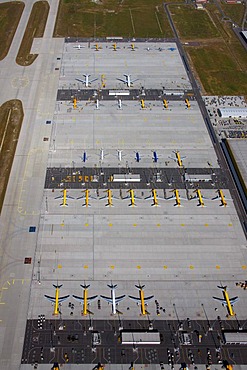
[191,189,206,207]
[145,189,163,207]
[212,189,230,207]
[169,150,186,167]
[55,189,74,207]
[44,284,70,316]
[152,151,159,163]
[100,283,126,315]
[128,283,154,315]
[168,47,176,51]
[135,151,141,162]
[118,99,123,109]
[117,74,138,88]
[76,74,98,88]
[167,189,185,207]
[95,99,100,110]
[213,285,239,317]
[72,283,98,316]
[81,151,88,163]
[100,189,118,207]
[77,189,95,207]
[123,189,141,207]
[73,44,85,50]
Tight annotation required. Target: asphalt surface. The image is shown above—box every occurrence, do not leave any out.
[21,319,247,365]
[45,167,229,190]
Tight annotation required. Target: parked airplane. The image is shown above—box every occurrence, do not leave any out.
[100,283,126,315]
[81,151,88,163]
[128,43,138,51]
[169,150,186,167]
[111,43,120,51]
[55,189,74,207]
[212,189,231,207]
[191,189,207,207]
[98,148,108,162]
[92,43,101,51]
[213,285,239,317]
[100,189,118,207]
[77,189,95,207]
[128,283,154,315]
[115,149,126,162]
[134,151,141,162]
[73,44,85,50]
[123,189,141,207]
[163,99,169,109]
[185,98,191,108]
[167,189,186,207]
[117,74,138,88]
[72,283,98,315]
[145,189,164,207]
[152,151,159,163]
[76,74,98,88]
[44,284,70,316]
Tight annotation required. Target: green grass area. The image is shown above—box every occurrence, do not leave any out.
[187,45,247,95]
[221,2,245,26]
[16,1,49,66]
[169,4,220,40]
[0,100,24,215]
[54,0,173,38]
[0,2,24,60]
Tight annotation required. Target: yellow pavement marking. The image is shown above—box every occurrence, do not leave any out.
[156,224,160,227]
[136,265,141,269]
[189,265,194,270]
[133,224,137,227]
[228,223,233,226]
[163,265,168,269]
[7,281,11,286]
[58,264,62,269]
[181,223,185,226]
[12,280,15,285]
[242,265,246,270]
[60,221,65,227]
[204,223,208,227]
[216,265,220,269]
[0,302,5,305]
[83,265,88,269]
[108,223,113,227]
[110,265,115,269]
[85,223,89,227]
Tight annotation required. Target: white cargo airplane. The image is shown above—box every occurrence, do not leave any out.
[100,283,126,315]
[117,74,138,88]
[76,74,98,87]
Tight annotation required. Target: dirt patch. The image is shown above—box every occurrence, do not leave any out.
[0,2,24,61]
[0,100,24,215]
[16,1,49,66]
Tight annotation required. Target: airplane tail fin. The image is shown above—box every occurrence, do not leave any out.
[53,284,63,289]
[108,283,117,289]
[217,285,227,291]
[81,284,90,290]
[135,284,145,290]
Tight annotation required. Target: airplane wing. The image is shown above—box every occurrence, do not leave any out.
[131,79,138,83]
[44,294,70,303]
[72,294,98,303]
[229,297,239,305]
[144,295,154,303]
[54,195,63,199]
[100,295,112,304]
[128,295,140,303]
[116,78,126,84]
[213,297,226,305]
[67,195,74,199]
[89,78,98,84]
[75,78,86,84]
[115,295,126,304]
